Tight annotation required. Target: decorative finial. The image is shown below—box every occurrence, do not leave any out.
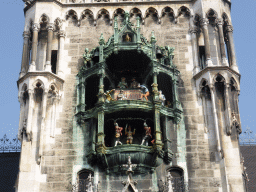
[151,31,156,43]
[99,33,105,45]
[114,17,118,29]
[136,16,140,28]
[121,11,133,27]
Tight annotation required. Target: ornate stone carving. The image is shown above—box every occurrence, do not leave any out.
[32,23,40,31]
[189,26,199,34]
[200,18,209,27]
[216,18,224,26]
[226,25,234,32]
[47,23,54,31]
[121,156,138,192]
[18,118,27,141]
[23,31,30,39]
[58,30,66,38]
[231,112,241,136]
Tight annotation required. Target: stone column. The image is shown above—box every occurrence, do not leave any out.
[76,79,81,113]
[97,111,105,153]
[98,73,105,103]
[96,72,105,152]
[57,30,65,77]
[226,25,239,72]
[235,89,241,128]
[172,78,182,113]
[200,91,208,133]
[81,78,86,112]
[29,24,40,72]
[217,19,229,66]
[200,18,213,66]
[26,89,34,141]
[151,31,156,60]
[19,31,30,78]
[152,71,159,101]
[189,27,200,74]
[38,89,48,164]
[154,107,162,146]
[224,84,232,135]
[209,84,222,159]
[45,23,54,72]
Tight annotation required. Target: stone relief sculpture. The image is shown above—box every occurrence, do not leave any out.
[86,173,94,192]
[18,118,27,141]
[122,156,138,192]
[231,112,241,137]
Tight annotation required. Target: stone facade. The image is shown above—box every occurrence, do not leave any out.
[17,0,245,192]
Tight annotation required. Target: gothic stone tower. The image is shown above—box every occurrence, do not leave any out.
[17,0,244,191]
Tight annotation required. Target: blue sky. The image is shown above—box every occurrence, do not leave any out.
[0,1,255,140]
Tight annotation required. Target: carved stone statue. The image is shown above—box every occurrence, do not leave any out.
[139,84,149,101]
[122,156,138,192]
[83,48,92,65]
[117,90,127,100]
[141,122,152,146]
[125,125,136,144]
[86,173,94,192]
[130,77,139,88]
[104,89,115,103]
[159,90,166,106]
[115,122,123,146]
[18,118,27,141]
[231,112,241,136]
[117,77,128,89]
[158,172,174,192]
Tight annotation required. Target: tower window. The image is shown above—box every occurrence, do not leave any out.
[167,167,185,191]
[199,46,206,69]
[51,50,57,74]
[77,170,94,191]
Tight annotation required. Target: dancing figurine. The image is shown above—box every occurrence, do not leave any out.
[125,125,136,144]
[159,90,166,106]
[117,90,127,100]
[141,122,152,146]
[115,122,123,146]
[130,77,139,88]
[104,89,115,103]
[139,84,150,101]
[117,77,128,89]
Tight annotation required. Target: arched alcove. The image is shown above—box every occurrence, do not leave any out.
[158,73,173,107]
[85,75,99,110]
[105,50,151,87]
